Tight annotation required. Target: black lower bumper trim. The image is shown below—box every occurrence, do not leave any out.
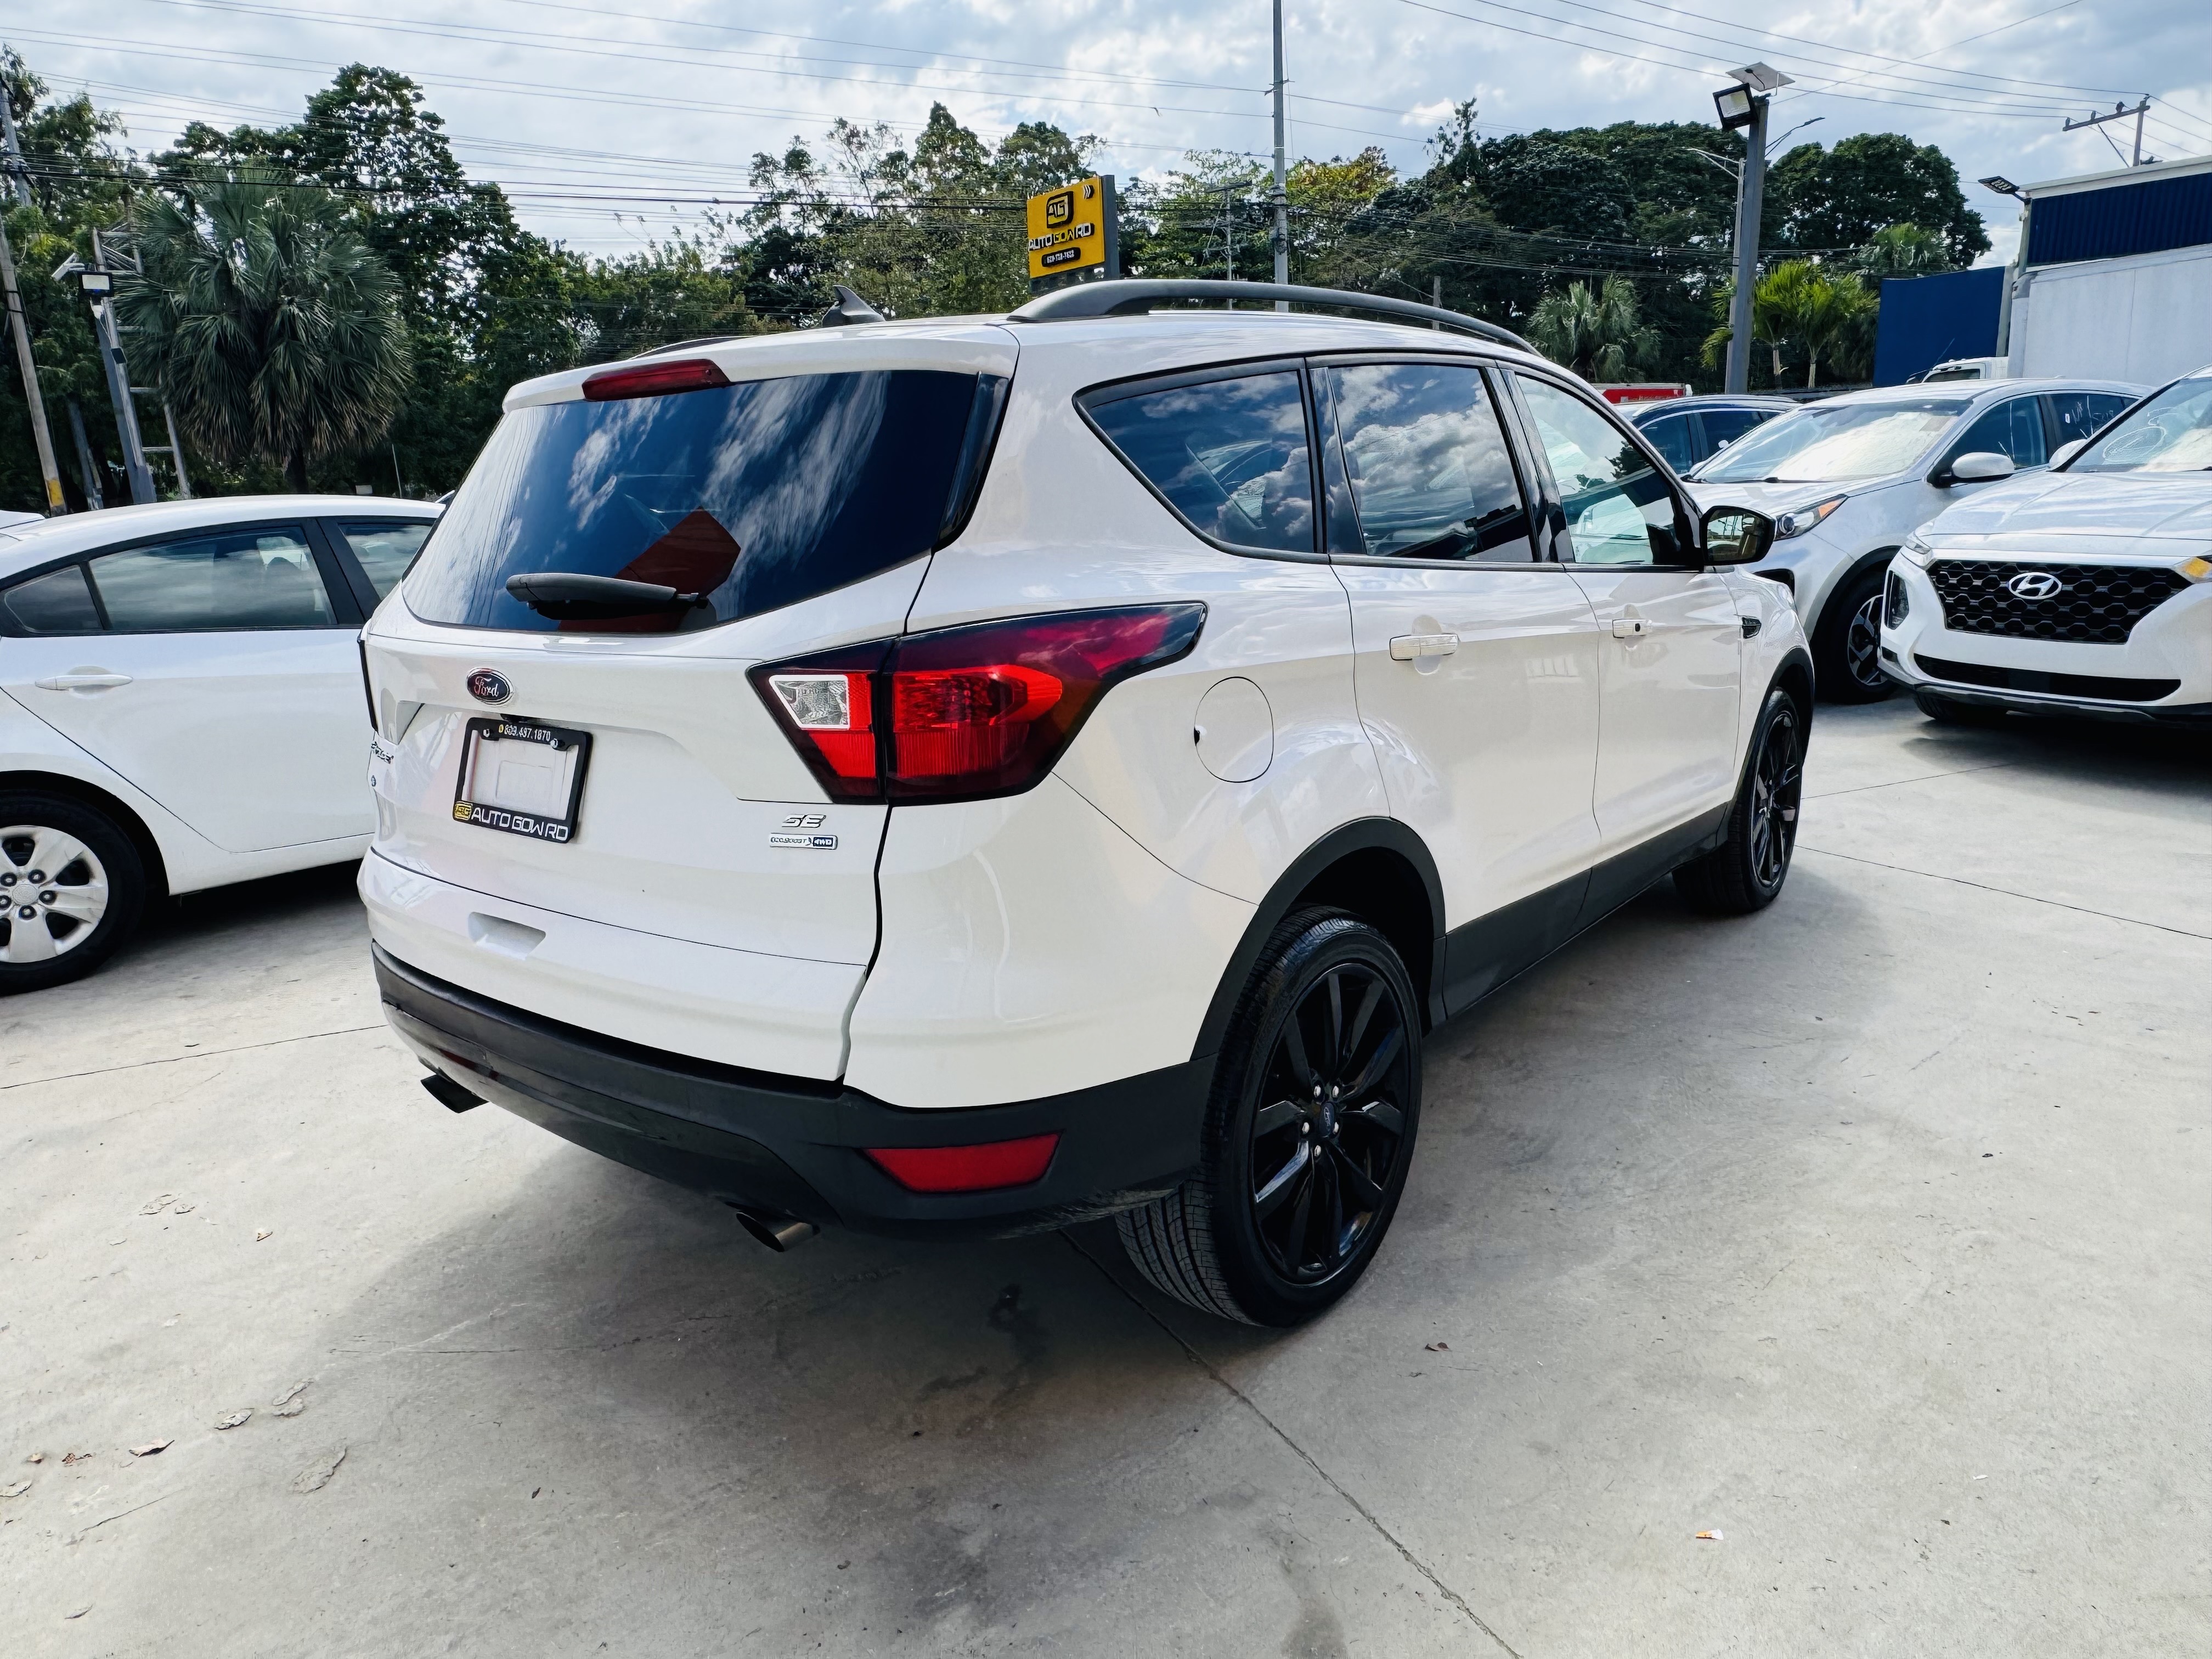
[373,946,1213,1240]
[1913,653,2180,703]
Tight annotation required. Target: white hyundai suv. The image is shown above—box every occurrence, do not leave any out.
[360,280,1809,1326]
[1883,366,2211,725]
[1688,377,2142,702]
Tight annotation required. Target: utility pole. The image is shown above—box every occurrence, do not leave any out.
[0,77,66,512]
[1714,64,1791,396]
[1270,0,1289,311]
[2063,98,2155,166]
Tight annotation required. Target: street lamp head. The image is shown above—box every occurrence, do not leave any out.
[1714,84,1758,131]
[75,269,114,298]
[1978,176,2022,199]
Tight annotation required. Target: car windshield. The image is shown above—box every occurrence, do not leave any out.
[1691,398,1966,483]
[2067,375,2212,472]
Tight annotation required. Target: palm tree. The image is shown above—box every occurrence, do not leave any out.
[117,169,411,490]
[1704,261,1877,388]
[1528,275,1657,382]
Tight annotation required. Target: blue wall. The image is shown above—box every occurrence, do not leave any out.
[2028,170,2212,266]
[1872,266,2005,386]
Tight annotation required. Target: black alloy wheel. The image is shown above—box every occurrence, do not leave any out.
[1818,567,1895,703]
[1246,956,1414,1285]
[1675,687,1804,915]
[1117,910,1423,1326]
[1746,696,1803,894]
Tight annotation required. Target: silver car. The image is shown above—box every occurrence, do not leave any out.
[1688,378,2143,699]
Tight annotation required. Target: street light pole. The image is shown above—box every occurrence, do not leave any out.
[1714,64,1792,396]
[1270,0,1289,311]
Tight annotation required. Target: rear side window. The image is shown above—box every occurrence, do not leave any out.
[405,370,994,633]
[2049,392,2130,449]
[1,565,100,634]
[1699,407,1770,451]
[1322,362,1534,562]
[338,519,433,599]
[1085,370,1314,555]
[92,527,334,631]
[1639,411,1697,472]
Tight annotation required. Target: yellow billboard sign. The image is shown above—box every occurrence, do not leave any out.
[1026,176,1118,286]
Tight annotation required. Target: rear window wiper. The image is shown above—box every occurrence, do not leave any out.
[504,572,711,620]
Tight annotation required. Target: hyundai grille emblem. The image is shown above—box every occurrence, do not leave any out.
[2005,571,2064,601]
[466,669,512,704]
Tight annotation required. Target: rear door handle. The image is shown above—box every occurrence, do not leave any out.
[1610,618,1649,639]
[1388,633,1460,661]
[35,672,133,690]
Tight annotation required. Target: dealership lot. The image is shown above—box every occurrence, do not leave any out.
[4,699,2204,1657]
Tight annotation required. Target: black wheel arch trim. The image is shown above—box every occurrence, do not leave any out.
[1814,548,1901,636]
[1191,817,1448,1059]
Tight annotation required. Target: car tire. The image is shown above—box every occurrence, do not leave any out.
[1912,690,2007,727]
[0,793,148,993]
[1117,908,1422,1327]
[1815,566,1894,704]
[1674,686,1804,916]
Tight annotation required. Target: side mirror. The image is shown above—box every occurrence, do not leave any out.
[2050,438,2087,469]
[1944,450,2015,486]
[1701,504,1774,566]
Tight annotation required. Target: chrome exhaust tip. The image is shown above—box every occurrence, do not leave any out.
[728,1207,819,1252]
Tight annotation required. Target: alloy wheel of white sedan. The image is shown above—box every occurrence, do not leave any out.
[0,823,110,962]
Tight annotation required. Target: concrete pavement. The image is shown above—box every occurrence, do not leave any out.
[4,699,2205,1656]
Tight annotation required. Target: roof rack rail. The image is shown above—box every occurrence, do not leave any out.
[1006,279,1535,354]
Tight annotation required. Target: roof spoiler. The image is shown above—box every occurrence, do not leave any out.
[1007,279,1534,354]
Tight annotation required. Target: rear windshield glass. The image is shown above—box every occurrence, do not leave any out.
[405,369,989,633]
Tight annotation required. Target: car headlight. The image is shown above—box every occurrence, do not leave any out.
[2181,555,2212,583]
[1899,532,1934,567]
[1773,495,1847,539]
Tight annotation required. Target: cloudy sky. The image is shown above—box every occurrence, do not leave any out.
[11,0,2210,263]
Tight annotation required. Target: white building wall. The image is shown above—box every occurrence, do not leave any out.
[2007,243,2212,386]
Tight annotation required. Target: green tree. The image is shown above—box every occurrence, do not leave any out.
[117,170,413,489]
[1853,222,1956,276]
[1528,275,1657,380]
[1705,261,1876,387]
[1768,133,1989,266]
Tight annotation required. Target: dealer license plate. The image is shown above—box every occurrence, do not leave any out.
[452,716,592,843]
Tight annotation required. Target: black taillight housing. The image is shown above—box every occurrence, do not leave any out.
[751,603,1204,805]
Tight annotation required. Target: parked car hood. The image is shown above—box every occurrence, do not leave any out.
[1687,479,1869,518]
[1922,471,2212,551]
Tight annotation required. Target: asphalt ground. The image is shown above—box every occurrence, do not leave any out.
[4,698,2207,1657]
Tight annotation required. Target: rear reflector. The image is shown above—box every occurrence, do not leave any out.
[864,1133,1061,1193]
[750,604,1204,804]
[580,357,731,402]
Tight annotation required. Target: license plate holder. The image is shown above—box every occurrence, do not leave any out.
[453,716,592,844]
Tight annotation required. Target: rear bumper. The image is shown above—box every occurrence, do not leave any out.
[375,945,1212,1240]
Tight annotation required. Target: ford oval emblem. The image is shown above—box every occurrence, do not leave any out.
[2005,571,2064,601]
[466,668,511,704]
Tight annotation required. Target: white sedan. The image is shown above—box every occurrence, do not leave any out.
[0,495,438,989]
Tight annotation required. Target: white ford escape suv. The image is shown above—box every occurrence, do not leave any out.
[360,279,1809,1327]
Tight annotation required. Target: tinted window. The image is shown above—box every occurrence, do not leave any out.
[1516,377,1684,567]
[1322,362,1532,561]
[1638,411,1697,472]
[408,370,989,633]
[1699,407,1770,451]
[339,519,433,599]
[89,527,334,631]
[1949,396,2046,470]
[2049,392,2131,451]
[1087,371,1314,554]
[1,565,101,634]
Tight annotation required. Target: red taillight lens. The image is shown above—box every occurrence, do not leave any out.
[580,357,731,401]
[750,604,1203,804]
[865,1133,1060,1193]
